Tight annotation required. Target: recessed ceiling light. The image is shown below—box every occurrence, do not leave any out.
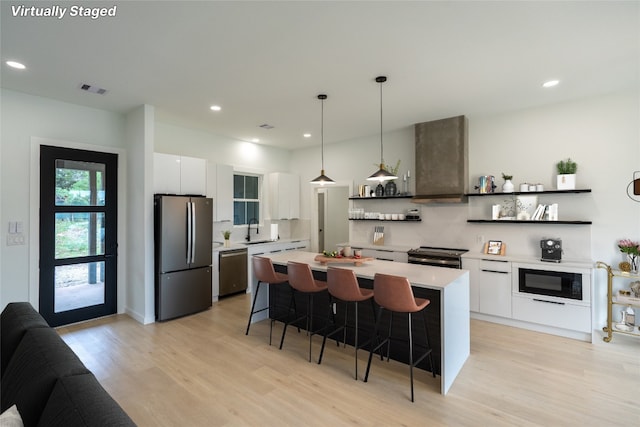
[6,61,26,70]
[542,80,560,88]
[210,105,221,111]
[303,133,311,138]
[251,138,259,143]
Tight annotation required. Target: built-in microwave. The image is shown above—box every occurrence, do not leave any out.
[518,267,583,301]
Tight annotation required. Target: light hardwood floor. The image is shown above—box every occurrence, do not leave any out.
[57,293,639,426]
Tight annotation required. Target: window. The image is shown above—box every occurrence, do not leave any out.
[233,174,260,225]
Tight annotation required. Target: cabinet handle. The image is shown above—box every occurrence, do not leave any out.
[481,269,509,274]
[481,258,509,263]
[533,298,565,305]
[377,258,394,262]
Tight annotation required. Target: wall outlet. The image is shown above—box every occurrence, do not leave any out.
[476,235,485,244]
[6,233,25,246]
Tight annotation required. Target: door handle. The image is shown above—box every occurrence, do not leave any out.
[186,202,192,264]
[191,202,196,264]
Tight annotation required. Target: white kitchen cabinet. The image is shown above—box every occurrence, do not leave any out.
[512,295,591,333]
[213,163,234,222]
[268,173,300,220]
[153,153,206,196]
[463,257,511,317]
[180,156,207,196]
[478,259,512,318]
[153,153,181,194]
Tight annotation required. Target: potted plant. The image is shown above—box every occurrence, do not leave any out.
[222,230,232,247]
[556,158,577,190]
[501,173,514,193]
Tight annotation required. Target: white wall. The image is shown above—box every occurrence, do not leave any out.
[125,105,155,323]
[291,90,640,328]
[154,122,292,173]
[0,89,126,310]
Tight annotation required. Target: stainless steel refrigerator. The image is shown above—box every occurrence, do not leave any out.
[154,195,213,321]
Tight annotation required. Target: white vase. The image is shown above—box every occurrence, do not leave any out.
[502,179,514,193]
[557,174,576,190]
[224,239,230,248]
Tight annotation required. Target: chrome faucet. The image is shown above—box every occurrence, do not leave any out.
[246,218,259,242]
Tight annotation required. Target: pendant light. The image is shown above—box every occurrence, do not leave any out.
[367,76,397,182]
[310,94,335,185]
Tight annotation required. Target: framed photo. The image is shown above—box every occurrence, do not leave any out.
[484,240,506,255]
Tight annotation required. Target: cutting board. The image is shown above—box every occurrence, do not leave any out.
[314,255,374,266]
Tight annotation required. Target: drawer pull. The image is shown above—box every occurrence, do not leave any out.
[481,269,509,274]
[533,298,565,305]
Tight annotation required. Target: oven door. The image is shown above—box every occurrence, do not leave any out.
[518,268,582,300]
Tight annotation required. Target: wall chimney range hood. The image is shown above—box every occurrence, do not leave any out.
[412,115,468,203]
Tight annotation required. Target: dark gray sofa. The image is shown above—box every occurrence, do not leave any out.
[1,302,136,426]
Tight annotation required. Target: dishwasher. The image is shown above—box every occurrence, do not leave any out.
[219,248,248,297]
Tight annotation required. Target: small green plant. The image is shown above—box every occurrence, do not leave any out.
[556,158,577,175]
[222,230,232,240]
[501,173,513,181]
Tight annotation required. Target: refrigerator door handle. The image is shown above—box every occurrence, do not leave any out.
[191,201,197,264]
[186,201,192,264]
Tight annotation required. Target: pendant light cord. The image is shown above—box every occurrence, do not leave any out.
[321,96,325,169]
[379,79,383,165]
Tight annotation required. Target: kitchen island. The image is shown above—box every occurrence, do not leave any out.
[262,251,470,395]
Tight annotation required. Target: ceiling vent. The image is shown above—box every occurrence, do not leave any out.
[258,124,274,129]
[79,83,108,95]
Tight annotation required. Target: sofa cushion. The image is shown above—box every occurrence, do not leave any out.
[0,328,90,427]
[38,374,136,426]
[1,302,49,376]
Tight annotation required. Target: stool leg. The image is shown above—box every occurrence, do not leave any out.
[409,311,414,402]
[318,295,334,365]
[354,301,359,380]
[279,290,296,350]
[269,284,275,345]
[364,306,385,383]
[245,281,262,336]
[386,311,394,361]
[307,294,314,362]
[422,309,436,378]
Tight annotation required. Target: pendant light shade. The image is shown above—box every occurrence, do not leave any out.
[310,94,335,185]
[367,76,397,182]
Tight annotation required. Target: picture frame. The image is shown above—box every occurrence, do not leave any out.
[484,240,506,255]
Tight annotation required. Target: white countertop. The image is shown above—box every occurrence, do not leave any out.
[265,250,468,290]
[461,251,594,269]
[340,242,413,252]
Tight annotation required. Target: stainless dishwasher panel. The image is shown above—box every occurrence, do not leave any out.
[219,248,248,296]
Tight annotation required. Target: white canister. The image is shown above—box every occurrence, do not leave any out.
[536,184,544,192]
[342,246,352,257]
[528,184,537,192]
[520,183,529,192]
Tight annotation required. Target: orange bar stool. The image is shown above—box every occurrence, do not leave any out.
[245,256,289,345]
[364,273,436,402]
[318,266,377,380]
[279,261,328,362]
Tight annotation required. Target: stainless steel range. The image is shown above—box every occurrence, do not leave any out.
[407,246,468,269]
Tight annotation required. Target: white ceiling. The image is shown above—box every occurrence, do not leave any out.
[1,1,638,149]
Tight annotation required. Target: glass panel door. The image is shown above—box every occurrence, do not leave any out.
[40,146,118,327]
